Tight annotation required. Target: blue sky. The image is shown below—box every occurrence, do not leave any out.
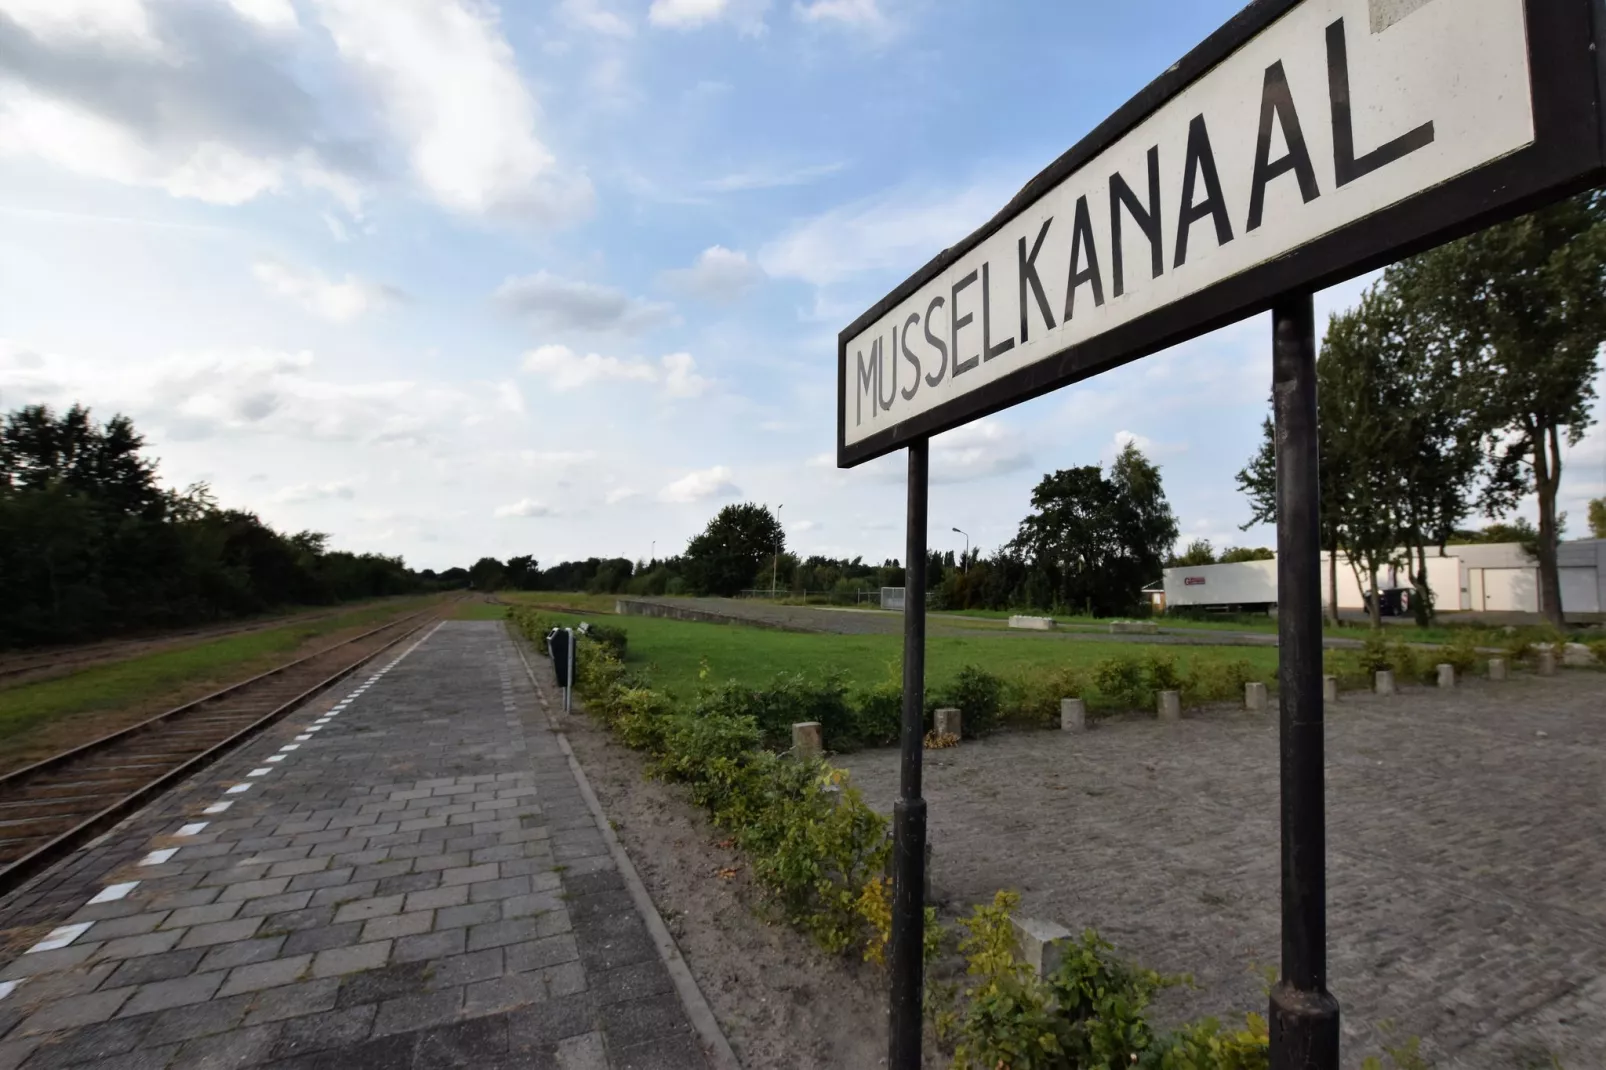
[1,0,1601,573]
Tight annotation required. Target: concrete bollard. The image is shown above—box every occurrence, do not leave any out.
[1538,650,1557,677]
[1323,675,1339,703]
[1010,916,1075,978]
[792,721,823,760]
[934,707,962,739]
[1375,670,1395,696]
[1437,663,1455,689]
[1158,690,1181,721]
[1244,681,1268,712]
[1060,698,1086,732]
[1488,657,1507,681]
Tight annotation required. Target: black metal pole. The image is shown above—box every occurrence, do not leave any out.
[888,438,929,1070]
[1269,293,1340,1069]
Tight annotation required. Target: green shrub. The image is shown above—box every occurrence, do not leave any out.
[1007,667,1089,728]
[933,665,1005,737]
[1092,655,1149,711]
[578,621,628,659]
[1588,638,1606,667]
[1180,658,1260,707]
[850,679,905,747]
[1358,632,1391,674]
[613,686,675,753]
[1142,652,1184,695]
[1439,630,1481,677]
[694,672,857,751]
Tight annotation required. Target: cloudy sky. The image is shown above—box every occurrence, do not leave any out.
[1,0,1601,572]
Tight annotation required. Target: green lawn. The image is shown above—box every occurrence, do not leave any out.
[0,597,439,758]
[528,610,1281,700]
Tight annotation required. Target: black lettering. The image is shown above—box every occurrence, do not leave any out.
[951,270,979,377]
[1174,114,1234,269]
[878,329,897,411]
[1110,146,1162,298]
[900,312,922,400]
[923,296,948,387]
[855,341,879,426]
[1063,195,1105,320]
[1247,60,1320,231]
[1326,18,1434,186]
[1017,218,1055,342]
[981,262,1015,362]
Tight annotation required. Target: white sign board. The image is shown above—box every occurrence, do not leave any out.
[836,0,1604,466]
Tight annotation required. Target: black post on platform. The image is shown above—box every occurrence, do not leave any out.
[888,437,929,1070]
[1268,293,1340,1069]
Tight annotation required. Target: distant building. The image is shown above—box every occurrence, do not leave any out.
[1161,540,1606,621]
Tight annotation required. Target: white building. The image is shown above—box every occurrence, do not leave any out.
[1162,540,1606,620]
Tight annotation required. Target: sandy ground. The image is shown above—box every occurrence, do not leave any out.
[557,701,956,1069]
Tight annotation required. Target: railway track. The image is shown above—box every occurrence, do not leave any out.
[0,607,441,897]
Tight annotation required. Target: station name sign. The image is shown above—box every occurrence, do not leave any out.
[837,0,1605,467]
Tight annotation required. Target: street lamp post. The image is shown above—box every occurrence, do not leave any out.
[952,527,970,573]
[773,504,784,600]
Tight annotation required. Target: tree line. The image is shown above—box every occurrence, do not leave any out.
[1237,191,1606,628]
[0,404,429,649]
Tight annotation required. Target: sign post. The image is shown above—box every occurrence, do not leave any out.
[834,2,1606,1067]
[887,439,928,1068]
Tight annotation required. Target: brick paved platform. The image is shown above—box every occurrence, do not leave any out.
[0,622,710,1069]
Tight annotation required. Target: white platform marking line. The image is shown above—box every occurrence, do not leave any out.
[248,768,272,777]
[26,923,93,953]
[88,882,139,904]
[176,822,209,836]
[226,783,252,794]
[0,981,20,1001]
[139,848,179,866]
[203,801,233,814]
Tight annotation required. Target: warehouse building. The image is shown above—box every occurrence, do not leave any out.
[1161,540,1606,621]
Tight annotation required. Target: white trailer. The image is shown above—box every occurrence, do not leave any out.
[1163,559,1278,610]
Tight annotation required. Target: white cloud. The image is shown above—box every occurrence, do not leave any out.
[252,259,405,323]
[520,345,712,398]
[1,0,159,49]
[702,161,845,192]
[929,419,1031,484]
[605,486,640,504]
[495,272,673,335]
[495,380,526,416]
[310,0,593,221]
[760,177,1015,288]
[660,246,765,304]
[648,0,767,33]
[561,0,632,35]
[494,498,554,518]
[228,0,299,31]
[272,481,355,503]
[794,0,889,31]
[659,465,740,503]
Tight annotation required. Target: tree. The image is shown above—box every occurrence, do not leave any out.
[468,557,506,591]
[1590,498,1606,540]
[1389,191,1606,626]
[1219,546,1274,563]
[1008,442,1178,616]
[683,503,784,597]
[1171,539,1216,567]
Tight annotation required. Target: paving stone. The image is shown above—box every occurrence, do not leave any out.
[79,912,171,941]
[286,869,354,894]
[441,864,499,887]
[310,940,391,979]
[369,989,463,1038]
[308,881,377,909]
[412,1012,510,1069]
[597,993,694,1051]
[282,923,362,956]
[265,1004,377,1061]
[15,1016,148,1068]
[258,907,334,937]
[589,960,674,1007]
[501,892,564,921]
[218,877,292,903]
[330,896,404,926]
[236,890,316,919]
[611,1032,708,1070]
[65,1041,179,1070]
[332,961,433,1009]
[550,1031,608,1070]
[505,992,598,1049]
[391,928,466,965]
[402,885,467,913]
[218,955,311,997]
[116,971,224,1015]
[359,910,433,944]
[18,988,134,1034]
[174,1021,283,1069]
[373,873,439,898]
[466,919,538,953]
[463,973,547,1016]
[241,978,340,1025]
[467,876,532,904]
[140,993,252,1045]
[175,917,262,949]
[420,949,502,991]
[93,929,184,962]
[505,934,579,974]
[196,936,287,972]
[105,949,208,989]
